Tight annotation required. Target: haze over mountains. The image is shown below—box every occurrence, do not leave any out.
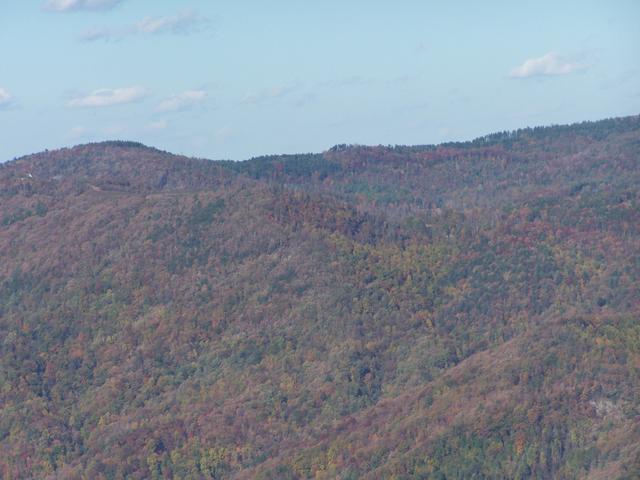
[1,115,639,479]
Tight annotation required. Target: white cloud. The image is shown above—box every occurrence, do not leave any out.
[241,84,298,105]
[137,11,206,35]
[509,52,586,78]
[0,88,14,110]
[43,0,123,12]
[68,86,148,108]
[156,90,207,112]
[80,10,209,41]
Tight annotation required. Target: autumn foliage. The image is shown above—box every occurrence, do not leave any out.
[0,117,639,479]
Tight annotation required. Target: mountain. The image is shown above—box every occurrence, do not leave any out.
[1,116,639,479]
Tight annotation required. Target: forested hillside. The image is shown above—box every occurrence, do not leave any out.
[0,115,639,479]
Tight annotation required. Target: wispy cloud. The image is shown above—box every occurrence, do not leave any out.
[136,11,207,34]
[241,84,298,105]
[80,10,210,42]
[509,52,586,78]
[156,90,207,112]
[43,0,123,12]
[68,86,148,108]
[0,88,14,110]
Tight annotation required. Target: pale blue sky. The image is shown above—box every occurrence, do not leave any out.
[1,0,639,160]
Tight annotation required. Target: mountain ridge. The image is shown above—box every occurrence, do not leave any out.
[5,113,639,171]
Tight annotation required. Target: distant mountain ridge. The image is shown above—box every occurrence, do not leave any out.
[0,115,639,479]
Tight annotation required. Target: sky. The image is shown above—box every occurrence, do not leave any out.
[1,0,639,161]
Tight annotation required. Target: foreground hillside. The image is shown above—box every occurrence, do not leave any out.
[0,116,639,479]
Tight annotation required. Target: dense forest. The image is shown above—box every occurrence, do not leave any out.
[0,115,639,479]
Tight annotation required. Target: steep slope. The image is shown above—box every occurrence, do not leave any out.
[0,116,639,479]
